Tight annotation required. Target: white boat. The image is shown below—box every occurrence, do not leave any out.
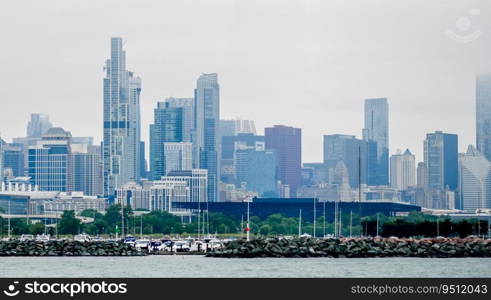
[35,234,50,242]
[123,236,136,246]
[20,234,34,241]
[172,240,190,252]
[74,234,91,242]
[135,239,150,250]
[148,240,164,252]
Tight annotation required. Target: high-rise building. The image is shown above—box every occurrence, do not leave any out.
[323,134,368,189]
[476,74,491,161]
[103,37,142,196]
[362,98,389,186]
[220,133,265,184]
[116,180,188,212]
[163,142,192,175]
[150,102,183,180]
[139,141,147,179]
[219,120,237,138]
[234,142,277,196]
[27,113,53,138]
[0,138,4,179]
[2,143,26,177]
[302,163,329,185]
[417,162,427,188]
[390,149,416,191]
[194,73,220,202]
[265,125,301,196]
[71,143,103,196]
[166,169,208,204]
[459,145,491,211]
[424,131,458,191]
[28,128,72,192]
[424,131,458,208]
[219,119,256,139]
[165,97,194,142]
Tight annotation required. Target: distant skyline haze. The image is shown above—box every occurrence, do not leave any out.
[0,0,490,164]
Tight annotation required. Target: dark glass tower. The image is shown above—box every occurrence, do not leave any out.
[363,98,389,186]
[150,102,183,180]
[265,125,302,197]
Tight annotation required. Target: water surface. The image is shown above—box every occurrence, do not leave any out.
[1,256,490,277]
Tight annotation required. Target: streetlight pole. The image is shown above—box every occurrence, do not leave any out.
[313,197,316,238]
[350,210,353,238]
[8,199,11,239]
[246,200,250,242]
[298,209,302,237]
[121,202,125,239]
[323,201,326,238]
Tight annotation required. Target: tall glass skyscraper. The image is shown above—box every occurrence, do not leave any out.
[476,74,491,161]
[363,98,389,186]
[150,102,183,180]
[424,131,458,191]
[27,113,53,138]
[164,97,194,143]
[265,125,302,196]
[323,134,368,189]
[194,73,220,202]
[103,37,142,196]
[28,128,72,192]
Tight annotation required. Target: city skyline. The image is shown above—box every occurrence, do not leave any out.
[1,0,491,165]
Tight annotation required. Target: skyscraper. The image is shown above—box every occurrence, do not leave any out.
[219,119,257,138]
[0,138,4,179]
[163,142,192,175]
[28,127,72,192]
[417,162,427,188]
[265,125,302,196]
[194,73,220,202]
[476,74,491,161]
[71,143,103,196]
[424,131,458,191]
[390,149,416,191]
[459,145,491,211]
[27,113,53,138]
[2,143,25,177]
[150,102,183,180]
[323,134,368,189]
[220,133,265,184]
[103,37,142,196]
[139,141,147,179]
[165,97,194,142]
[363,98,389,186]
[235,145,277,196]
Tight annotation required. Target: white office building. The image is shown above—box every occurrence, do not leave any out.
[390,149,416,191]
[163,142,192,176]
[459,145,491,211]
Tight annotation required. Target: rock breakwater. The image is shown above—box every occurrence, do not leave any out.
[206,237,491,258]
[0,240,144,256]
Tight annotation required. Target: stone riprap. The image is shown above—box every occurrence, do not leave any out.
[0,240,144,256]
[206,237,491,258]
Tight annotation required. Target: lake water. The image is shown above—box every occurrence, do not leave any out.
[1,256,490,277]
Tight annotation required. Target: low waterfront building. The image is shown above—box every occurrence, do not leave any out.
[116,169,208,213]
[0,184,107,215]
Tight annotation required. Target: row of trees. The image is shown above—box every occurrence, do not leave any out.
[0,207,489,238]
[362,212,490,238]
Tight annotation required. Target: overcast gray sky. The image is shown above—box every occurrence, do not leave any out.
[0,0,490,163]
